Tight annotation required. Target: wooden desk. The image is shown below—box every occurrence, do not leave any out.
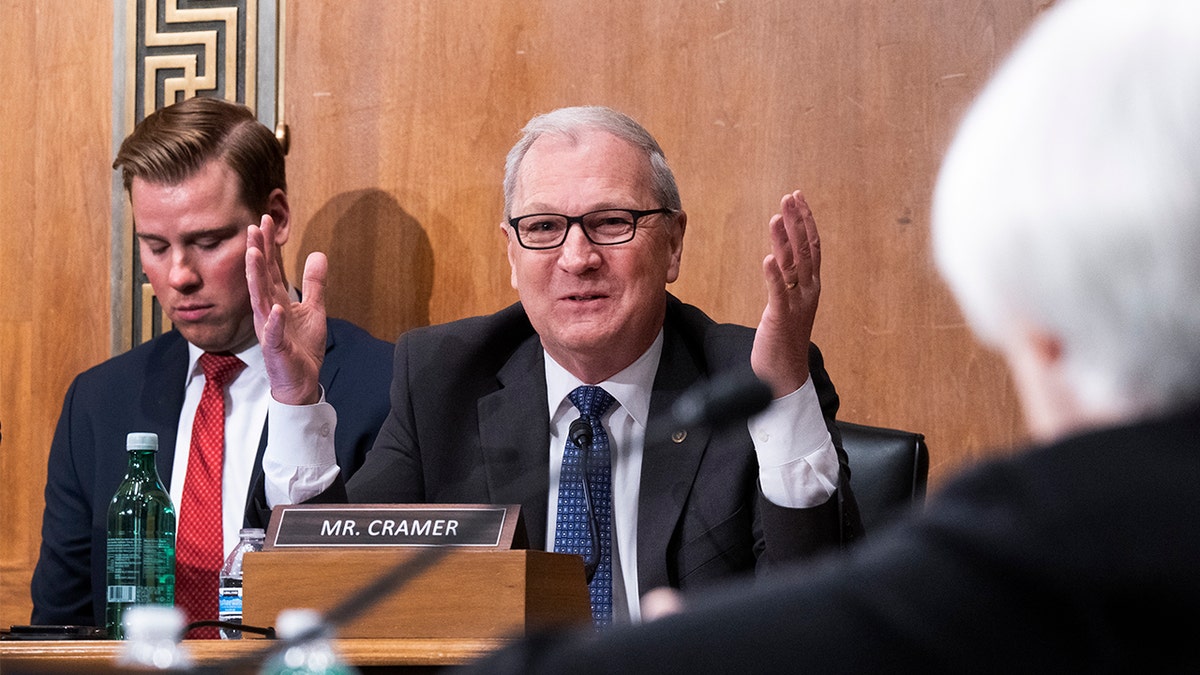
[0,637,509,673]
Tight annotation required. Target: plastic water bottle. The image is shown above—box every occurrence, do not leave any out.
[106,432,177,640]
[116,604,194,670]
[219,527,266,639]
[259,609,359,675]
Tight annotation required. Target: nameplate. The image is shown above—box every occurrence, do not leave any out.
[264,504,525,550]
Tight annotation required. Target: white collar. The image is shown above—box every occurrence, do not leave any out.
[543,330,664,426]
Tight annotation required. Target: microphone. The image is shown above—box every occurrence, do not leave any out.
[568,416,601,583]
[670,369,774,429]
[568,417,593,450]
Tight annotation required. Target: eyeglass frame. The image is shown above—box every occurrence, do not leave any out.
[506,207,676,250]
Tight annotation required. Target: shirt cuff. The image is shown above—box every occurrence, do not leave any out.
[748,376,839,508]
[263,388,340,507]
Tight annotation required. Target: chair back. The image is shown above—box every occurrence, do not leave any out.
[839,421,929,532]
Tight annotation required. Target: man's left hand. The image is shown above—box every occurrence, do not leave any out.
[751,190,821,398]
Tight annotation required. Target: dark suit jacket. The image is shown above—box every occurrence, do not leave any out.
[345,296,861,594]
[469,405,1200,674]
[31,318,392,628]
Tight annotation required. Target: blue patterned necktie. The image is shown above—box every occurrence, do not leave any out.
[554,385,616,626]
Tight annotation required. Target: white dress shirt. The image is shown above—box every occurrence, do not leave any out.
[263,331,839,622]
[170,341,271,559]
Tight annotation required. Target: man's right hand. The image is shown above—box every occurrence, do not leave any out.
[246,214,327,405]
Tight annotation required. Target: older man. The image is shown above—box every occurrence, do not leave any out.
[249,107,862,624]
[460,0,1200,670]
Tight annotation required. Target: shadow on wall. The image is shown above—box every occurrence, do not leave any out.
[297,189,434,343]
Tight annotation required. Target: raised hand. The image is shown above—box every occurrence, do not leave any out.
[751,190,821,398]
[246,214,327,405]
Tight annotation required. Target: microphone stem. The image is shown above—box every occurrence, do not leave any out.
[577,429,601,584]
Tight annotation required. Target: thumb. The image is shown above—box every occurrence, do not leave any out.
[264,303,288,351]
[301,251,328,310]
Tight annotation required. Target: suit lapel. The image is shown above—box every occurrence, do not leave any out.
[637,319,712,591]
[315,321,340,394]
[139,331,190,488]
[477,335,551,548]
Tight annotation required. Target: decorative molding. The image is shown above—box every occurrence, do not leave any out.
[138,0,256,120]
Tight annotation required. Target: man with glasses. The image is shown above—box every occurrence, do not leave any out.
[248,106,861,624]
[465,1,1200,670]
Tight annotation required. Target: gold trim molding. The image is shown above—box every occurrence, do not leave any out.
[125,0,258,129]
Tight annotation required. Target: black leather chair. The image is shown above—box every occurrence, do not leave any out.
[839,421,930,532]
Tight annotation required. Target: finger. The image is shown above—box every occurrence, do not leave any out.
[779,192,808,281]
[301,251,328,312]
[767,212,795,285]
[263,303,287,351]
[258,214,287,294]
[259,213,276,260]
[245,226,273,333]
[789,190,821,281]
[762,253,789,307]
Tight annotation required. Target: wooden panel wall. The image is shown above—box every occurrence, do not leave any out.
[0,3,114,628]
[282,1,1046,486]
[0,0,1049,631]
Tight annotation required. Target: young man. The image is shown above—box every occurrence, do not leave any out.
[31,97,393,635]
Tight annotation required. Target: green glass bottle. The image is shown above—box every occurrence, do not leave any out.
[105,432,177,639]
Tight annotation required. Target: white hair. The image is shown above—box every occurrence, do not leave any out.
[933,0,1200,418]
[502,106,682,219]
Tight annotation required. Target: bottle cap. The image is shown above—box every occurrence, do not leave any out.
[275,608,325,640]
[118,606,194,669]
[122,604,186,641]
[239,527,267,540]
[126,432,158,451]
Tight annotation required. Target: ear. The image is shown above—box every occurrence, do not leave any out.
[265,189,291,246]
[1026,324,1064,370]
[1002,319,1072,442]
[502,222,520,290]
[665,210,687,284]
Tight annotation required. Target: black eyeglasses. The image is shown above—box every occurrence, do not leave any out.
[508,208,674,250]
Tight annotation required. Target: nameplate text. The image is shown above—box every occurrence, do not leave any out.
[265,504,521,549]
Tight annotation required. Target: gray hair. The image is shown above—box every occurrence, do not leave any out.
[932,0,1200,417]
[502,106,682,219]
